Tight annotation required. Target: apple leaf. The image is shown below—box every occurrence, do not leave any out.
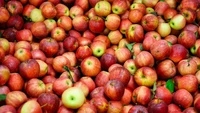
[63,66,75,83]
[150,82,157,100]
[166,79,175,93]
[150,11,157,16]
[0,94,6,101]
[126,43,135,53]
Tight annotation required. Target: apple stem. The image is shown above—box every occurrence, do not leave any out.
[150,82,157,100]
[63,66,75,83]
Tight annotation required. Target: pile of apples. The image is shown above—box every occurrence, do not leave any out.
[1,0,200,112]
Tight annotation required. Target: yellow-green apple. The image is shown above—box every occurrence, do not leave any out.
[37,93,60,113]
[128,9,143,24]
[62,52,77,67]
[39,37,59,57]
[0,38,10,55]
[94,0,111,17]
[95,71,110,87]
[156,22,171,37]
[111,0,129,15]
[134,67,157,87]
[108,30,123,45]
[55,3,69,18]
[14,48,32,62]
[2,55,20,73]
[145,7,155,14]
[135,51,155,68]
[69,5,84,19]
[25,78,46,97]
[30,8,45,22]
[150,39,171,60]
[115,47,132,64]
[31,49,47,61]
[154,86,173,104]
[89,96,109,112]
[123,59,137,75]
[79,76,96,93]
[31,21,49,39]
[75,45,92,62]
[51,27,66,42]
[156,59,176,80]
[0,105,16,113]
[40,2,57,19]
[19,99,43,113]
[119,19,132,34]
[142,31,161,51]
[172,89,193,109]
[0,7,10,23]
[89,16,105,34]
[169,14,186,30]
[7,73,24,91]
[5,91,28,108]
[72,15,89,32]
[142,0,159,7]
[177,58,197,76]
[120,88,132,105]
[141,14,159,31]
[128,105,148,113]
[169,44,189,63]
[174,74,198,93]
[107,101,123,113]
[132,86,151,106]
[104,79,125,101]
[52,55,70,73]
[62,87,86,109]
[126,24,144,43]
[178,30,196,49]
[130,2,146,15]
[164,35,177,44]
[109,66,131,86]
[57,15,72,31]
[90,40,107,57]
[163,8,177,22]
[80,56,101,77]
[19,59,40,79]
[168,103,182,113]
[154,1,169,16]
[105,13,121,31]
[147,98,168,113]
[22,4,36,21]
[53,77,73,96]
[74,0,89,12]
[93,35,110,48]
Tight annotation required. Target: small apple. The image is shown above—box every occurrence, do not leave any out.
[169,14,186,30]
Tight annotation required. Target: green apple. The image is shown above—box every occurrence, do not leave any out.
[61,87,86,109]
[156,22,171,37]
[30,8,45,22]
[169,14,186,30]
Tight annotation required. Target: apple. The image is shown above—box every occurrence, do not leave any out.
[6,15,24,30]
[55,3,69,18]
[183,107,198,113]
[72,15,89,32]
[30,8,45,22]
[37,92,60,113]
[107,101,123,113]
[40,2,57,19]
[0,38,10,54]
[14,48,32,62]
[141,13,159,31]
[128,9,143,24]
[44,18,57,33]
[89,16,105,34]
[154,1,169,16]
[94,71,110,87]
[156,22,171,38]
[178,30,196,49]
[147,98,168,113]
[69,5,84,19]
[156,59,176,80]
[31,49,47,61]
[39,37,59,57]
[0,7,10,23]
[194,94,200,112]
[16,29,33,42]
[119,19,132,35]
[79,76,96,93]
[2,28,17,42]
[57,105,75,113]
[5,91,28,108]
[90,40,107,57]
[0,65,10,86]
[82,30,96,41]
[77,101,97,113]
[115,47,132,64]
[181,8,197,24]
[6,1,23,15]
[168,103,182,113]
[163,8,177,22]
[123,59,137,75]
[0,105,16,113]
[74,81,89,97]
[104,79,125,101]
[53,77,73,96]
[52,55,70,73]
[135,51,155,68]
[172,89,193,109]
[126,24,144,43]
[62,52,77,67]
[2,55,20,73]
[150,39,171,61]
[169,14,186,30]
[7,73,25,91]
[128,105,148,113]
[75,45,93,62]
[94,0,111,17]
[120,88,132,105]
[22,4,36,21]
[142,0,159,7]
[89,96,109,112]
[164,35,177,44]
[19,99,43,113]
[0,47,5,63]
[174,74,198,93]
[154,86,173,105]
[57,15,72,31]
[105,13,121,31]
[130,2,146,14]
[80,56,101,77]
[134,66,157,87]
[177,58,197,76]
[108,30,123,45]
[74,0,89,12]
[14,40,32,51]
[111,0,129,15]
[179,0,199,11]
[62,87,86,109]
[100,53,117,71]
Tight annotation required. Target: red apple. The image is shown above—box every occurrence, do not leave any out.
[74,0,89,12]
[62,52,77,67]
[154,86,173,105]
[74,81,89,97]
[6,15,24,30]
[7,73,25,91]
[72,15,89,32]
[14,48,32,62]
[2,28,17,42]
[52,55,70,73]
[168,103,182,113]
[128,105,148,113]
[95,71,110,87]
[135,51,155,68]
[111,0,129,15]
[89,16,105,34]
[2,55,20,73]
[108,30,123,45]
[115,47,132,64]
[6,1,23,15]
[120,88,132,105]
[107,101,123,113]
[178,30,196,49]
[69,5,84,19]
[147,98,168,113]
[105,13,121,31]
[100,53,117,71]
[77,101,97,113]
[16,29,33,42]
[44,18,57,33]
[40,2,57,19]
[177,58,197,76]
[163,8,178,22]
[89,96,109,112]
[79,76,96,93]
[0,105,16,113]
[57,105,75,113]
[128,9,143,24]
[0,7,10,23]
[126,24,144,43]
[31,49,47,61]
[141,14,159,31]
[75,45,93,62]
[31,21,49,39]
[119,19,132,35]
[0,65,10,86]
[164,35,177,44]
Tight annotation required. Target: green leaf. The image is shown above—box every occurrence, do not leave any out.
[126,43,135,53]
[0,94,6,101]
[166,79,175,93]
[151,82,157,100]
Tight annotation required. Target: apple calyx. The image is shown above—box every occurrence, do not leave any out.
[63,66,74,83]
